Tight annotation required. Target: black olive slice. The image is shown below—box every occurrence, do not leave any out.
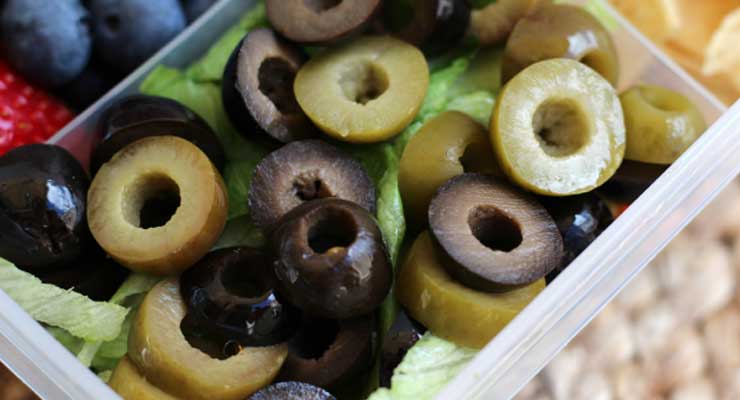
[249,140,375,233]
[379,310,424,388]
[266,0,382,45]
[271,198,390,319]
[278,315,374,389]
[91,95,225,174]
[248,381,336,400]
[383,0,471,55]
[429,173,562,290]
[0,144,90,270]
[180,247,300,348]
[538,193,613,282]
[222,29,316,143]
[598,160,668,203]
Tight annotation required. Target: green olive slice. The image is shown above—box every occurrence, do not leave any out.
[128,279,287,400]
[399,111,498,228]
[491,58,625,196]
[396,231,545,349]
[620,84,707,164]
[109,357,178,400]
[294,36,429,143]
[502,4,619,86]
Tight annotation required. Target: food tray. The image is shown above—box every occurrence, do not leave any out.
[0,0,737,399]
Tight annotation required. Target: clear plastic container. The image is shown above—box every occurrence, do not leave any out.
[0,1,737,399]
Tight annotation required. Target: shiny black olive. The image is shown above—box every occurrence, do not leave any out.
[37,245,129,301]
[90,95,225,175]
[271,198,392,319]
[382,0,471,55]
[379,310,424,388]
[278,314,375,389]
[0,144,90,270]
[180,247,300,348]
[538,193,613,282]
[598,160,667,203]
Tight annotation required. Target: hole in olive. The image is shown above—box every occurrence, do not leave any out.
[303,0,342,13]
[291,318,340,359]
[293,174,334,202]
[104,14,120,32]
[339,61,390,105]
[637,86,682,112]
[580,52,608,79]
[220,262,270,300]
[258,57,301,114]
[307,208,357,254]
[122,173,181,229]
[468,206,523,252]
[181,317,239,361]
[532,99,590,158]
[459,143,488,173]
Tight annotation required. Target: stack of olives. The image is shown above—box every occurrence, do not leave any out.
[0,1,711,399]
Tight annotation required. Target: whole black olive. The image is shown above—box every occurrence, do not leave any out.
[90,95,225,175]
[538,193,614,281]
[0,144,90,270]
[180,247,300,348]
[271,198,392,319]
[278,314,375,389]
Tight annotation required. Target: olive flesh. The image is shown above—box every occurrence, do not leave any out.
[180,247,300,347]
[91,95,225,174]
[271,198,391,319]
[0,144,90,270]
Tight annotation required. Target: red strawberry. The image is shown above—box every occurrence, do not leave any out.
[0,61,75,155]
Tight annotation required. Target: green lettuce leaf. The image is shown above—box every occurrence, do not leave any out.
[446,90,496,126]
[0,258,128,342]
[185,2,268,82]
[368,334,477,400]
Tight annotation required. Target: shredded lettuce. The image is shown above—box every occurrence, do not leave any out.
[0,258,128,342]
[368,334,477,400]
[446,90,496,126]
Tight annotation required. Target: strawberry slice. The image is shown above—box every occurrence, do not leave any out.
[0,61,75,155]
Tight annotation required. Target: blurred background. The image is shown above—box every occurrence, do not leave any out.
[1,0,740,399]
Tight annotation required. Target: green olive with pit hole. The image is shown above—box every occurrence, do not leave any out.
[491,59,625,196]
[294,36,429,143]
[399,111,499,228]
[502,4,619,86]
[109,357,178,400]
[620,84,707,165]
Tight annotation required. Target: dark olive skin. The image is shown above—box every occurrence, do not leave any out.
[91,95,225,174]
[271,198,391,319]
[180,247,300,348]
[383,0,471,55]
[597,159,668,203]
[278,314,375,389]
[37,245,129,301]
[222,29,316,144]
[538,193,613,282]
[248,382,336,400]
[379,311,424,388]
[0,144,90,270]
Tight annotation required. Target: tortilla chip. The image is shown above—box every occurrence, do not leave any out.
[663,0,740,58]
[609,0,673,40]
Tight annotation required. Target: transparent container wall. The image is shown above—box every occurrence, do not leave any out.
[0,1,737,399]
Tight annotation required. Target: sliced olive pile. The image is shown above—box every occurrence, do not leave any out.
[266,0,381,45]
[271,198,391,319]
[502,3,619,86]
[397,231,545,348]
[222,29,316,143]
[278,315,374,389]
[88,136,227,275]
[180,247,300,348]
[429,173,562,290]
[399,111,498,228]
[249,139,375,233]
[294,36,429,143]
[91,95,225,174]
[538,193,613,281]
[381,0,471,55]
[248,382,336,400]
[620,84,707,164]
[492,58,625,196]
[128,279,287,400]
[0,144,90,270]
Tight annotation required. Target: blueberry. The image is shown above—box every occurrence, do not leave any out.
[180,0,216,23]
[90,0,186,74]
[0,0,92,88]
[55,56,119,111]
